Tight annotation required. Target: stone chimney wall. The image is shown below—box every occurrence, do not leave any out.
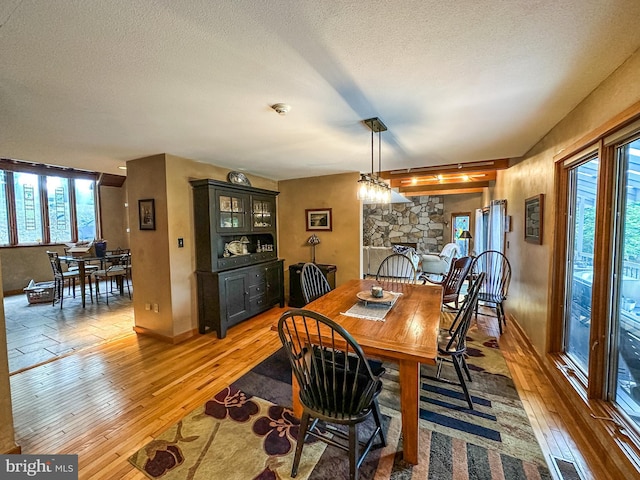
[363,196,445,253]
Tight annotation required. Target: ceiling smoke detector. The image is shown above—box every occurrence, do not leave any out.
[271,103,291,115]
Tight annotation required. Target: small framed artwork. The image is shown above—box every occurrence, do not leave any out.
[306,208,332,231]
[524,194,543,244]
[139,199,156,231]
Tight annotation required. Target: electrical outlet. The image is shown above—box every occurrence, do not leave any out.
[145,303,151,311]
[153,303,159,313]
[178,237,184,248]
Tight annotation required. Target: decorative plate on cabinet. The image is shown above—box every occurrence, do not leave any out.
[227,171,252,187]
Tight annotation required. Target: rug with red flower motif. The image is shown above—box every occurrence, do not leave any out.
[130,321,554,480]
[128,386,326,479]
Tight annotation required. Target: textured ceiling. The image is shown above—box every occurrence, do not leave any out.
[2,0,640,181]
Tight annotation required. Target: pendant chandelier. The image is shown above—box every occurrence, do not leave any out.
[357,117,391,203]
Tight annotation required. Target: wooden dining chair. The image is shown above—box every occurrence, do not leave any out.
[471,250,512,333]
[375,253,417,284]
[92,253,131,304]
[46,251,93,308]
[435,272,484,409]
[440,256,473,309]
[278,309,386,480]
[300,262,331,305]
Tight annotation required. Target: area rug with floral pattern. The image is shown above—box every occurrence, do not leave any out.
[129,321,552,479]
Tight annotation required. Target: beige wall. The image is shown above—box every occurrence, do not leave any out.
[495,49,640,355]
[127,153,277,339]
[99,183,129,250]
[278,173,362,299]
[0,258,17,453]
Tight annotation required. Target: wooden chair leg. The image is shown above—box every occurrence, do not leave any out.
[87,275,93,303]
[349,423,358,480]
[371,399,386,447]
[453,354,473,409]
[291,412,310,478]
[95,277,101,303]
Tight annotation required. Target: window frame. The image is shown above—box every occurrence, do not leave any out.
[0,159,99,247]
[549,106,640,456]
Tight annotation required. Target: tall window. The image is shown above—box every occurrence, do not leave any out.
[75,178,97,241]
[47,176,72,243]
[14,171,43,244]
[451,213,470,255]
[0,171,9,245]
[0,161,98,246]
[563,157,599,374]
[610,136,640,428]
[554,118,640,447]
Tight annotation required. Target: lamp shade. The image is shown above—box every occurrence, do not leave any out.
[460,230,472,239]
[307,234,320,245]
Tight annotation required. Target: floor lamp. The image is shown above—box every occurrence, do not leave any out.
[460,230,472,256]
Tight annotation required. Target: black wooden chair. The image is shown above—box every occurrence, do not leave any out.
[471,250,512,333]
[376,253,417,284]
[46,251,93,308]
[92,253,131,304]
[435,272,484,409]
[278,309,386,480]
[301,262,331,305]
[440,256,473,309]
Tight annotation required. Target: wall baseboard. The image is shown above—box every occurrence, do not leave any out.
[133,326,196,344]
[4,444,21,454]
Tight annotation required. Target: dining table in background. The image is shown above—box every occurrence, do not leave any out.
[276,278,442,466]
[59,253,129,308]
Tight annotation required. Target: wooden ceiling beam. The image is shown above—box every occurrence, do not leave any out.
[380,158,509,181]
[390,171,496,188]
[399,180,490,194]
[399,187,486,196]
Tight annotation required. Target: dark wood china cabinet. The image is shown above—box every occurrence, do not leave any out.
[190,179,284,338]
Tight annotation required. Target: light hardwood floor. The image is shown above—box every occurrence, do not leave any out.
[9,306,612,479]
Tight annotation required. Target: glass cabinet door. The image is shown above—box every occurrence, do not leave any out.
[218,194,246,230]
[252,198,273,229]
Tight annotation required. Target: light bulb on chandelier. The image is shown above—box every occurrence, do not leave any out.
[357,117,391,203]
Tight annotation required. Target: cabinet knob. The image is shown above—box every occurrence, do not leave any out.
[245,291,249,296]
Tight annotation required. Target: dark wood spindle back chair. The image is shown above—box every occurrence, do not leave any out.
[278,309,386,480]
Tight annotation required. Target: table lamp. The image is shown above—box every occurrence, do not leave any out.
[307,234,320,263]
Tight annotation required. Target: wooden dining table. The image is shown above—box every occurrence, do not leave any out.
[59,253,129,308]
[277,278,442,465]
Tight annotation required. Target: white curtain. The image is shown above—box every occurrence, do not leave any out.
[474,208,484,256]
[488,200,506,253]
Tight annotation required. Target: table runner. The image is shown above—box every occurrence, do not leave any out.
[341,292,401,321]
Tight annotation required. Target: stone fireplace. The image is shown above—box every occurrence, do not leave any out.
[363,196,445,253]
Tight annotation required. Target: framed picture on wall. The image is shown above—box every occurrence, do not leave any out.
[306,208,332,231]
[139,199,156,231]
[524,194,543,244]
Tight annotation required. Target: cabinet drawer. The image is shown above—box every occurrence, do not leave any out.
[218,255,251,270]
[249,284,265,298]
[249,270,266,286]
[251,293,267,313]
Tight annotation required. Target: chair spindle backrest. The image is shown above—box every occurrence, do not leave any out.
[442,256,473,304]
[301,263,331,305]
[471,250,512,299]
[376,253,417,284]
[278,309,380,420]
[46,251,63,278]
